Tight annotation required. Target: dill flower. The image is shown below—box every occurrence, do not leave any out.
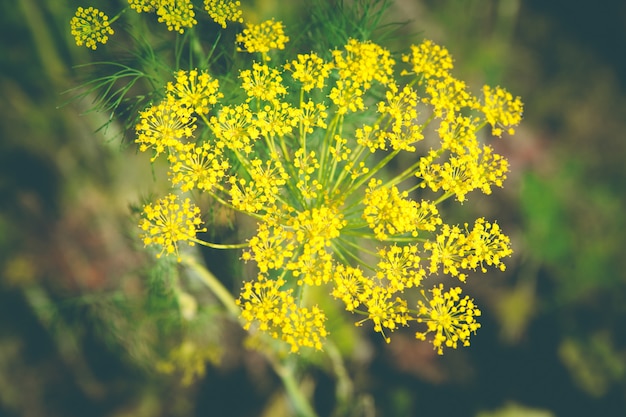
[239,62,288,104]
[166,69,224,115]
[363,179,442,240]
[156,0,197,33]
[128,0,157,13]
[480,85,524,136]
[332,38,395,88]
[204,0,243,28]
[238,276,327,352]
[135,95,197,160]
[70,6,114,50]
[123,29,522,354]
[401,39,454,83]
[236,19,289,60]
[210,103,260,154]
[168,142,230,192]
[139,194,207,260]
[358,286,411,343]
[424,74,477,120]
[285,53,334,92]
[416,285,481,355]
[376,244,426,291]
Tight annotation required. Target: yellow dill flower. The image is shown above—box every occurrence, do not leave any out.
[416,285,481,355]
[242,223,295,272]
[139,194,206,261]
[424,75,478,120]
[377,84,424,151]
[210,103,259,153]
[239,276,286,330]
[329,79,365,115]
[135,95,196,160]
[128,0,157,13]
[284,53,333,92]
[378,85,418,132]
[297,100,328,134]
[287,205,346,253]
[401,39,454,83]
[416,146,508,202]
[293,149,322,201]
[480,85,524,136]
[70,6,114,50]
[331,264,373,312]
[255,102,299,138]
[168,142,230,192]
[166,69,223,115]
[236,19,289,60]
[204,0,243,28]
[289,254,334,287]
[118,26,522,355]
[355,124,385,152]
[358,286,410,343]
[363,178,442,240]
[332,38,395,88]
[437,115,481,156]
[238,276,328,352]
[376,244,426,291]
[425,218,513,282]
[156,0,197,33]
[423,223,469,282]
[229,156,288,213]
[239,62,288,104]
[464,218,512,272]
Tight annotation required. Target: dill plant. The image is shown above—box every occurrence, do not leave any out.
[69,0,523,415]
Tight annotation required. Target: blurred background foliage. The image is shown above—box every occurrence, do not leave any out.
[1,0,625,416]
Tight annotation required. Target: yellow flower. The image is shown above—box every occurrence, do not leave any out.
[204,0,243,28]
[139,194,206,261]
[416,145,508,202]
[358,286,410,343]
[238,275,328,352]
[239,62,288,104]
[168,142,229,192]
[135,95,196,160]
[401,39,454,83]
[166,69,223,115]
[480,85,524,136]
[363,178,442,240]
[376,244,426,291]
[70,6,114,50]
[156,0,197,33]
[424,74,477,120]
[416,285,481,355]
[210,103,259,153]
[236,19,289,60]
[128,0,157,13]
[285,53,333,92]
[331,264,373,312]
[332,38,395,88]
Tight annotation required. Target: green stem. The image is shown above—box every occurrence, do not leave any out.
[180,254,240,317]
[269,356,319,417]
[181,255,319,417]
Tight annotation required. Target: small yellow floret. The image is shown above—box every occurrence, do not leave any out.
[204,0,243,28]
[236,19,289,60]
[70,6,114,50]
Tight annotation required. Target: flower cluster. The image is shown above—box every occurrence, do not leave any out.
[72,0,245,48]
[69,5,523,354]
[70,6,114,50]
[236,19,289,60]
[129,25,522,353]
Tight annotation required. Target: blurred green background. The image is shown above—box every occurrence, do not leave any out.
[1,0,625,416]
